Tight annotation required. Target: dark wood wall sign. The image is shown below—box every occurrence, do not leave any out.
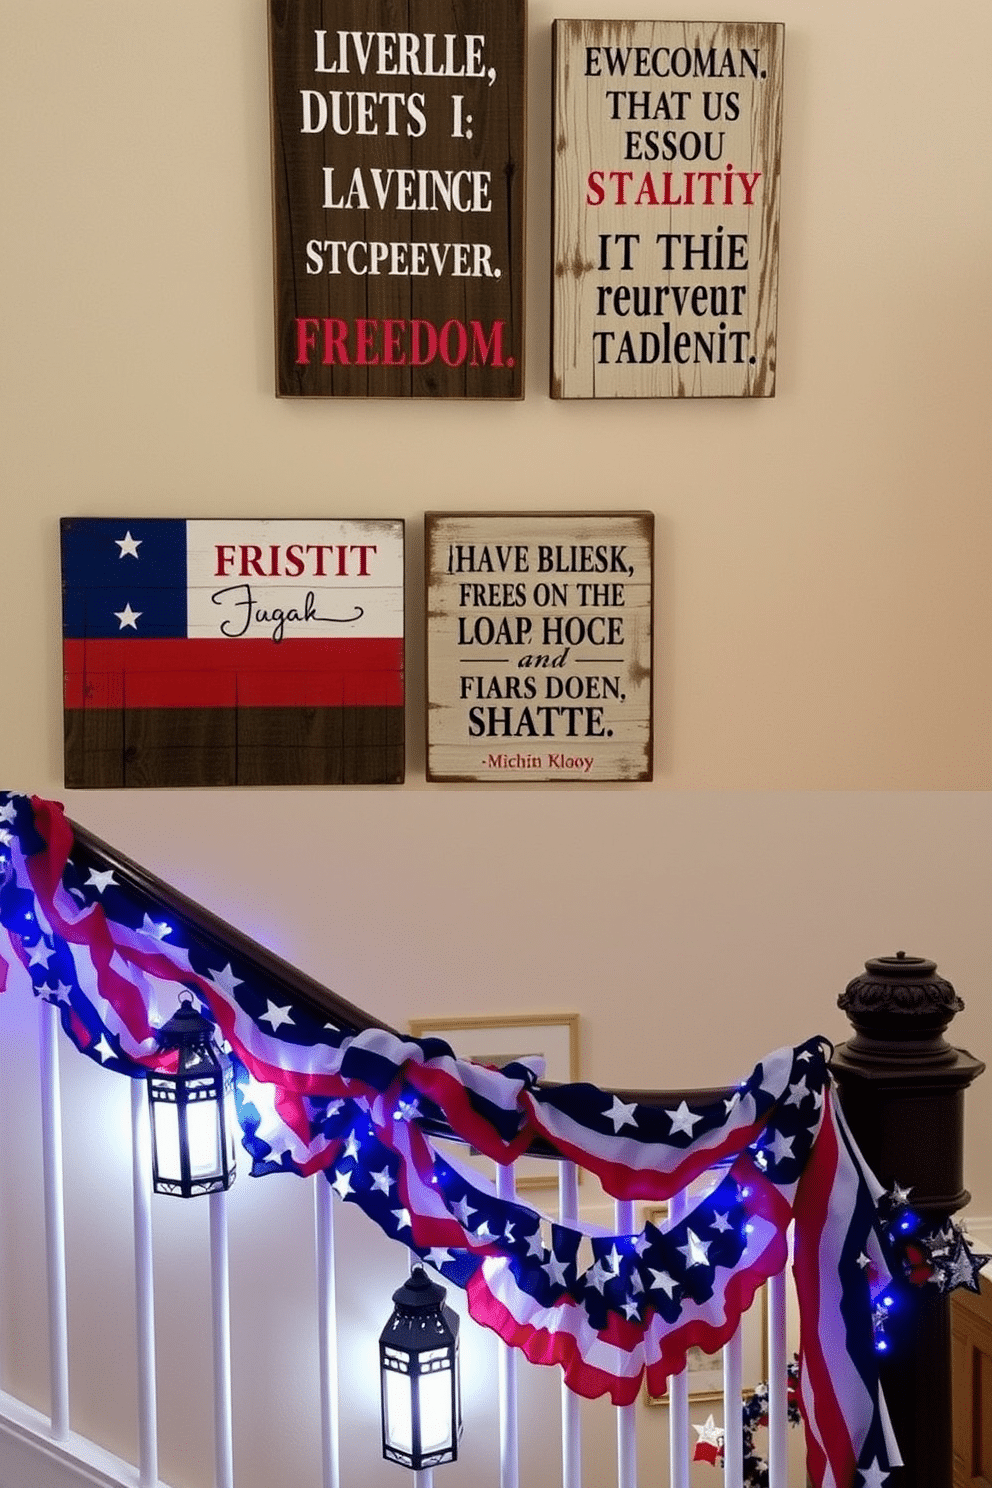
[269,0,526,398]
[552,20,784,399]
[61,518,405,787]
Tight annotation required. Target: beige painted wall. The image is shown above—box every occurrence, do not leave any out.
[0,0,990,1482]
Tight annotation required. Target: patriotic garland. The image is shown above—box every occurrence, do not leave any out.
[2,789,978,1488]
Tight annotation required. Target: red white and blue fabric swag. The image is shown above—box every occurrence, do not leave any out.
[0,792,903,1488]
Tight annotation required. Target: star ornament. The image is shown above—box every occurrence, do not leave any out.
[692,1414,724,1465]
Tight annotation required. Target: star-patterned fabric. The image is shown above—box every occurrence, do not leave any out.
[3,790,972,1488]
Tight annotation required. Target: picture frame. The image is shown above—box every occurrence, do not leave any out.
[642,1204,768,1405]
[407,1012,580,1190]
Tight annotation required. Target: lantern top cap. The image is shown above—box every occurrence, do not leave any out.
[156,993,217,1050]
[390,1265,448,1313]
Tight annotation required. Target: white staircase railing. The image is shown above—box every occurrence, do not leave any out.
[0,986,795,1488]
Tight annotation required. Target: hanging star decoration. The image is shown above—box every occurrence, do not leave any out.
[691,1358,802,1488]
[876,1186,989,1299]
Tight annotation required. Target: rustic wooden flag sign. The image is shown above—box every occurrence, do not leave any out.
[425,512,653,782]
[268,0,526,398]
[61,518,405,788]
[551,19,784,399]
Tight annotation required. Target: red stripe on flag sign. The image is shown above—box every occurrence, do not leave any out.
[63,637,404,709]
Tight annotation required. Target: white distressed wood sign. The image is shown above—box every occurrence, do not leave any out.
[551,20,784,399]
[426,512,653,782]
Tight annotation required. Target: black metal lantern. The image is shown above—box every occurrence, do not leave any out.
[147,992,237,1197]
[380,1267,462,1470]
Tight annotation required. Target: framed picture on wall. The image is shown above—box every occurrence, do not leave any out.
[408,1012,580,1189]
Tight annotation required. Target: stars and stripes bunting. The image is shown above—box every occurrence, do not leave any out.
[0,791,906,1488]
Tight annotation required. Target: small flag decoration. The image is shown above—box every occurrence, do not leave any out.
[60,518,405,787]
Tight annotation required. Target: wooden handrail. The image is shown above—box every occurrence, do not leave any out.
[67,818,736,1155]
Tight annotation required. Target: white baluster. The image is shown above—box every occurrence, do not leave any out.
[496,1162,519,1488]
[559,1160,582,1488]
[315,1177,340,1488]
[722,1319,744,1488]
[130,1077,158,1488]
[614,1198,637,1488]
[766,1267,788,1488]
[667,1187,689,1488]
[39,1001,69,1441]
[210,1190,234,1488]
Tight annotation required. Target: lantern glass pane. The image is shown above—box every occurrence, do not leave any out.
[383,1367,413,1455]
[150,1099,182,1183]
[186,1097,222,1178]
[418,1367,453,1454]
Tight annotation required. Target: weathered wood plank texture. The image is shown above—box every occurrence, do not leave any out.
[269,0,525,397]
[426,511,653,782]
[552,20,783,399]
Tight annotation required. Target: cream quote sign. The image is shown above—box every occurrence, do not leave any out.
[552,20,784,398]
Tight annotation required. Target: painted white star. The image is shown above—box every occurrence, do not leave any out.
[679,1229,711,1268]
[665,1100,702,1137]
[93,1036,116,1064]
[86,867,117,894]
[711,1212,733,1233]
[526,1230,545,1259]
[785,1077,811,1107]
[260,1001,294,1032]
[325,1099,344,1117]
[503,1223,516,1244]
[474,1220,495,1241]
[331,1168,354,1200]
[397,1098,421,1122]
[542,1252,569,1287]
[622,1297,641,1320]
[649,1269,678,1298]
[605,1244,623,1275]
[606,1095,639,1132]
[114,603,141,630]
[342,1131,361,1161]
[0,801,16,823]
[391,1207,412,1232]
[629,1270,644,1294]
[115,531,142,559]
[858,1460,890,1488]
[49,982,73,1005]
[632,1232,651,1257]
[724,1090,742,1115]
[27,940,54,967]
[452,1197,476,1227]
[370,1168,394,1195]
[890,1183,914,1207]
[426,1248,453,1269]
[208,964,243,997]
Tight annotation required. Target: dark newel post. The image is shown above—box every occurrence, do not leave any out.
[830,953,984,1488]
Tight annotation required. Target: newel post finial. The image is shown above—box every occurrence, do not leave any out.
[830,953,984,1488]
